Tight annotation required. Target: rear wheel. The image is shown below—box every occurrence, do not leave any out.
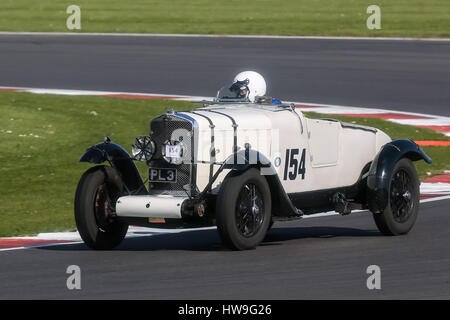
[216,168,272,250]
[372,158,420,236]
[75,166,128,249]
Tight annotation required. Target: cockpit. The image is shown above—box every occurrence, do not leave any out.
[215,79,250,102]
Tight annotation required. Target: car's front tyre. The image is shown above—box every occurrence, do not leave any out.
[75,166,128,249]
[216,168,272,250]
[372,158,420,236]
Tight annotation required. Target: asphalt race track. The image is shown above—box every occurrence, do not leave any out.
[1,34,450,299]
[1,199,450,299]
[0,34,449,116]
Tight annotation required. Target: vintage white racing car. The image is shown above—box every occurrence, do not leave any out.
[75,71,432,250]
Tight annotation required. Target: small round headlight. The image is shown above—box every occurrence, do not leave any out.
[132,136,155,162]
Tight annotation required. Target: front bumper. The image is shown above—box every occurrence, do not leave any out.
[115,195,188,219]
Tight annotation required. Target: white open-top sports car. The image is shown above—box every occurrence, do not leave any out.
[75,71,432,250]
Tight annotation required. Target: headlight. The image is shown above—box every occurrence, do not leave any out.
[162,140,186,165]
[132,136,155,162]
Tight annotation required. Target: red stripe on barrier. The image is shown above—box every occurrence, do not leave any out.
[423,173,450,184]
[105,94,178,100]
[417,125,450,133]
[414,141,450,146]
[420,193,448,200]
[338,113,431,120]
[0,239,75,249]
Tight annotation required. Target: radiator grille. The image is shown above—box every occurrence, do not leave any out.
[148,114,194,195]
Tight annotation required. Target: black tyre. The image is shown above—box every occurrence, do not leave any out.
[216,168,272,250]
[372,158,420,236]
[268,218,274,231]
[74,166,128,249]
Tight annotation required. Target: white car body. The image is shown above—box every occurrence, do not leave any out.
[188,103,391,195]
[77,97,430,250]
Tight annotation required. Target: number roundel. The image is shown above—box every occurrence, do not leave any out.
[283,148,306,181]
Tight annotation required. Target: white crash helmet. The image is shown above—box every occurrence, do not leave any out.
[233,71,267,102]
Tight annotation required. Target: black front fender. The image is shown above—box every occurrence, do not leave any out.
[80,142,145,192]
[220,149,300,217]
[366,139,432,213]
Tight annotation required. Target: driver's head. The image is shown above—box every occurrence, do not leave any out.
[238,86,248,98]
[230,79,249,99]
[214,71,266,102]
[233,71,267,102]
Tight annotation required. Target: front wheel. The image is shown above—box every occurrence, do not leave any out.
[74,166,128,249]
[216,168,272,250]
[372,158,420,236]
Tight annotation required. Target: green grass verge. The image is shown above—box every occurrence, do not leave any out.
[0,92,191,237]
[1,91,449,237]
[0,0,449,37]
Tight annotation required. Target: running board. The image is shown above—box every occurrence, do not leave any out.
[332,193,363,215]
[115,195,188,219]
[272,215,303,222]
[273,208,304,222]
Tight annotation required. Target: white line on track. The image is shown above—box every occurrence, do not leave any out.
[2,85,449,121]
[420,195,450,203]
[290,101,450,121]
[0,31,450,42]
[0,241,85,252]
[2,194,448,252]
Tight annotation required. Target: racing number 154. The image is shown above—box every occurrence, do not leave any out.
[283,148,306,181]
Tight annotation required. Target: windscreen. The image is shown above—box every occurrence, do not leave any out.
[215,80,250,102]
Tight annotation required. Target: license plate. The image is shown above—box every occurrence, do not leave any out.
[149,168,177,183]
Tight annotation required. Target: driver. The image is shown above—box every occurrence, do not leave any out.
[216,71,277,103]
[229,79,250,99]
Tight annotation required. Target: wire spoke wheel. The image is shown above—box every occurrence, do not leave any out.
[75,166,128,250]
[235,183,265,238]
[216,168,272,250]
[390,169,414,223]
[371,158,420,236]
[94,183,116,232]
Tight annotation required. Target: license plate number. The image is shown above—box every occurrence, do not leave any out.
[149,168,177,183]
